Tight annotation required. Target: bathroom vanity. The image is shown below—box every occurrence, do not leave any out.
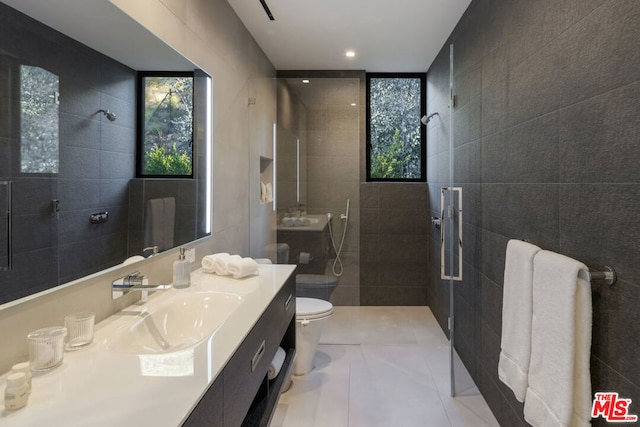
[0,265,296,427]
[277,214,330,275]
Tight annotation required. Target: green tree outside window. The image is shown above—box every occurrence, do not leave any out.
[140,75,193,176]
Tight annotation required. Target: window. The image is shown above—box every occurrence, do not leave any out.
[20,65,59,174]
[366,73,426,181]
[138,72,194,177]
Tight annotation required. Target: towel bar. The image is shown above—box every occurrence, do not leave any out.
[585,266,616,286]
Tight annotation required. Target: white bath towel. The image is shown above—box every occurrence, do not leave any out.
[498,239,541,402]
[227,257,259,279]
[524,250,592,427]
[201,253,230,273]
[144,197,175,251]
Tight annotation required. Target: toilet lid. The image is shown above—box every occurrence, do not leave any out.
[296,297,333,320]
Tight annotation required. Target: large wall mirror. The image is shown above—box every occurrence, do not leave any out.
[0,0,212,305]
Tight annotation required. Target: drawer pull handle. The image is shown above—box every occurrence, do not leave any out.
[284,293,293,310]
[251,340,266,372]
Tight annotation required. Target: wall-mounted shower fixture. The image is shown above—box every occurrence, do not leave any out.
[421,112,439,125]
[328,199,350,276]
[98,109,117,121]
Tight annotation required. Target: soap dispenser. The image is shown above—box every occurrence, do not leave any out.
[173,247,191,289]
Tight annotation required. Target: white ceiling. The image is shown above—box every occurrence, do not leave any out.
[227,0,472,72]
[3,0,471,73]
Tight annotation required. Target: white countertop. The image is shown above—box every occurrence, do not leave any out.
[0,264,295,426]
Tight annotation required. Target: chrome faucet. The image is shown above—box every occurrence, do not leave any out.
[112,272,171,302]
[143,246,159,257]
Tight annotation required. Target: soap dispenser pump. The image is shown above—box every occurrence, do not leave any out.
[173,247,191,289]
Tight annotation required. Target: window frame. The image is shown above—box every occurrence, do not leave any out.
[136,71,195,179]
[366,72,426,182]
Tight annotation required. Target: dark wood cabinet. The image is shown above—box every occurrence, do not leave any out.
[182,375,224,426]
[183,273,296,427]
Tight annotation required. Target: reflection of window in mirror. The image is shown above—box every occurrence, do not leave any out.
[138,72,194,178]
[20,65,59,173]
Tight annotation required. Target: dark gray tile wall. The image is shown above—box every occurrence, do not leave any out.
[127,179,198,257]
[0,3,136,299]
[426,0,640,425]
[359,182,429,305]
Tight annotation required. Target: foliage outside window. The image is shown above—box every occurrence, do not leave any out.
[138,73,194,177]
[366,73,426,181]
[20,65,59,174]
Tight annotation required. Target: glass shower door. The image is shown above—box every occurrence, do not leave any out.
[440,44,463,397]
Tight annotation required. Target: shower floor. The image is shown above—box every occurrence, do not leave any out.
[271,306,499,427]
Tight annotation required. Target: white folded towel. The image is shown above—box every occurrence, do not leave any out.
[227,257,259,279]
[266,183,272,201]
[524,250,592,427]
[282,217,294,227]
[261,181,267,202]
[215,254,241,276]
[268,347,286,380]
[498,239,540,402]
[201,253,229,273]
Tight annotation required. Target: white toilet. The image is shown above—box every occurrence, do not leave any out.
[293,297,334,376]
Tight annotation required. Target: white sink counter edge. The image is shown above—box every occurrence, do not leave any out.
[0,264,296,427]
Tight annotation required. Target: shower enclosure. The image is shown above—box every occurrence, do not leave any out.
[428,44,467,397]
[275,75,361,306]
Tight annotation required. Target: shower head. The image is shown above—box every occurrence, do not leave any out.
[420,112,439,125]
[98,109,117,122]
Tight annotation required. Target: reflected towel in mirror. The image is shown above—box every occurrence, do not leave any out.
[144,197,175,251]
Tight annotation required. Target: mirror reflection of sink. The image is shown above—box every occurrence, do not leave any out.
[105,292,242,354]
[281,216,320,227]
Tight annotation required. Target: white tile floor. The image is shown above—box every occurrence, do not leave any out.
[271,306,499,427]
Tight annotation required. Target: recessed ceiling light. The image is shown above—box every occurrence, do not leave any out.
[302,79,310,84]
[351,103,357,106]
[345,50,355,58]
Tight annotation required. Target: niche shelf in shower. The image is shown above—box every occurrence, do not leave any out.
[259,156,273,204]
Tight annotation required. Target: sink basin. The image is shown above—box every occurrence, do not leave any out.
[281,215,322,227]
[105,292,242,354]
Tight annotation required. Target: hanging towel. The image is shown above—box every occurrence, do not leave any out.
[498,239,541,402]
[144,197,175,251]
[201,253,230,273]
[524,250,592,427]
[227,257,259,279]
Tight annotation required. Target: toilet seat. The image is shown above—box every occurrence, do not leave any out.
[296,297,333,321]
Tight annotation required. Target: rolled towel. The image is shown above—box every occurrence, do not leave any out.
[201,253,229,273]
[215,254,241,276]
[268,347,286,380]
[266,183,272,201]
[227,257,259,279]
[282,217,294,227]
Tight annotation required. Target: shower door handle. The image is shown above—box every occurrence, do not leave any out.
[1,181,11,271]
[440,187,462,281]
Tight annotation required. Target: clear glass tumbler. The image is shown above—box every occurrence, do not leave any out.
[27,326,67,371]
[64,312,95,350]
